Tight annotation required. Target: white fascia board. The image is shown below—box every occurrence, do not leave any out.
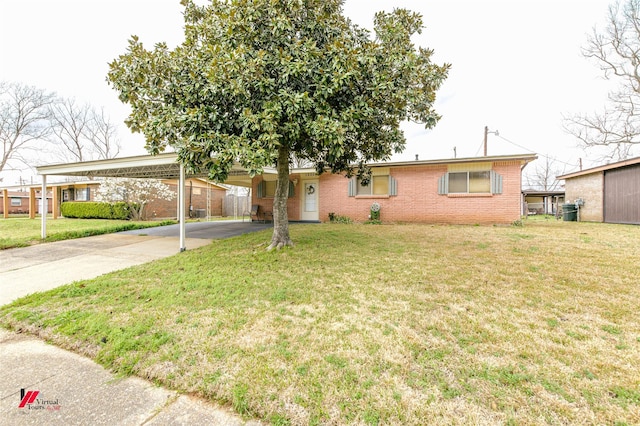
[36,153,180,176]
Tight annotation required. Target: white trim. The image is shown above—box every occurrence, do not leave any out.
[300,179,319,221]
[41,175,47,239]
[179,163,186,252]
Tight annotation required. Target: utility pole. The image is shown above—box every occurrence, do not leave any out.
[579,158,583,171]
[484,126,488,156]
[484,126,499,156]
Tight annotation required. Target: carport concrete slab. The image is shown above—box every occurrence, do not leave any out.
[0,329,176,426]
[120,220,273,239]
[103,235,211,259]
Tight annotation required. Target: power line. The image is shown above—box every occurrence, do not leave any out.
[496,134,581,169]
[474,138,485,157]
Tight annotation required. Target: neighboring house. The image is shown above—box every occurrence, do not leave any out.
[0,190,52,215]
[557,156,640,225]
[251,153,537,224]
[522,190,565,216]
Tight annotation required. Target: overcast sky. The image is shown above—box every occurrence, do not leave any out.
[0,0,619,184]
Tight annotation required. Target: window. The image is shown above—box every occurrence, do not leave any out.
[264,181,276,197]
[448,171,491,193]
[75,188,90,201]
[356,176,389,195]
[348,175,398,197]
[257,180,294,198]
[11,197,22,206]
[438,170,502,195]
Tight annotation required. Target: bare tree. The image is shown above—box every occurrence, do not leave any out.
[564,0,640,161]
[48,98,121,162]
[48,98,89,162]
[524,156,565,191]
[87,107,121,159]
[0,81,55,174]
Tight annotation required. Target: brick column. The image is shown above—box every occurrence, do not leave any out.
[2,189,8,219]
[52,186,59,219]
[29,187,36,219]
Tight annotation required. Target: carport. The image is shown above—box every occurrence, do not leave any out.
[35,153,264,252]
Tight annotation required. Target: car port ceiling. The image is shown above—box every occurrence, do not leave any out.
[36,152,260,187]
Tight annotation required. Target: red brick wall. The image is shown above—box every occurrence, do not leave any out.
[147,181,226,219]
[251,161,524,224]
[0,193,52,214]
[251,174,301,220]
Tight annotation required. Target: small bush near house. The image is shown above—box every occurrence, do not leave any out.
[61,202,136,220]
[328,212,352,224]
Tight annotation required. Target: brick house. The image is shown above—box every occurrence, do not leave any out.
[557,156,640,224]
[0,190,52,215]
[251,153,537,224]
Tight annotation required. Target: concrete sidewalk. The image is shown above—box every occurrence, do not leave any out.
[0,228,265,425]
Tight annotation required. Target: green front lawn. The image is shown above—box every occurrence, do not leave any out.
[0,217,176,250]
[1,221,639,425]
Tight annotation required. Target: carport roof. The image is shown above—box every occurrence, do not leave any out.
[35,152,265,187]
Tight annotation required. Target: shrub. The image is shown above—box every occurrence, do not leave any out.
[370,202,381,221]
[110,202,136,220]
[61,202,135,220]
[328,213,352,224]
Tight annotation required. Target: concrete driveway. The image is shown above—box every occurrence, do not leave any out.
[0,220,272,307]
[120,219,273,239]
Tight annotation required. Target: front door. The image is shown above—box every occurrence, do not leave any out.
[300,180,319,221]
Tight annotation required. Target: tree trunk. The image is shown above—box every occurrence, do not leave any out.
[267,145,294,250]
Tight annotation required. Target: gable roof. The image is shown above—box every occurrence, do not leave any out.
[557,156,640,180]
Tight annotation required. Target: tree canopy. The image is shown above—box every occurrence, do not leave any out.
[108,0,449,248]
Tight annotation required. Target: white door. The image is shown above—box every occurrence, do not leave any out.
[301,180,319,221]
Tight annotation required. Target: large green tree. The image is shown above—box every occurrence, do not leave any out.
[108,0,449,249]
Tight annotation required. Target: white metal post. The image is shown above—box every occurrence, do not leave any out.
[41,175,47,239]
[179,163,186,252]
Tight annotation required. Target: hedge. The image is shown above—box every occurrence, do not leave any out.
[60,202,135,220]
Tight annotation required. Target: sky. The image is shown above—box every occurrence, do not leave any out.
[0,0,620,186]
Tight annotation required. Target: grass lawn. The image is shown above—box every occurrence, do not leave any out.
[1,220,639,425]
[0,217,177,250]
